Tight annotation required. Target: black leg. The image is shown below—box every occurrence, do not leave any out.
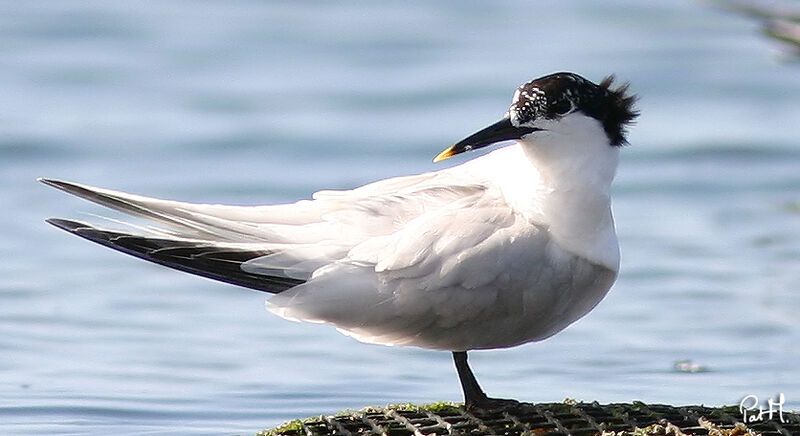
[452,351,520,411]
[452,351,488,404]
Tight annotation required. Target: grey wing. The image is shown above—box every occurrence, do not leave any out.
[40,171,488,294]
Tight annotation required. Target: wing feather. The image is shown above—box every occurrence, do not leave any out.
[46,218,303,293]
[40,170,494,296]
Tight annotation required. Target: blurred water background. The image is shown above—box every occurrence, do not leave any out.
[2,1,799,435]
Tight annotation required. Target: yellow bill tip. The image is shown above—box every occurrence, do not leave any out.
[433,146,456,163]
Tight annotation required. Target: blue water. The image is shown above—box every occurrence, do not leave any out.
[2,1,799,434]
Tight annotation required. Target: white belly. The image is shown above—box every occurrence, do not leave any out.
[267,231,618,351]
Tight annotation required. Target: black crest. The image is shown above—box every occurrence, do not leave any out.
[508,72,639,146]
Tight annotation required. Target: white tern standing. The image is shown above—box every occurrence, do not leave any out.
[42,72,638,410]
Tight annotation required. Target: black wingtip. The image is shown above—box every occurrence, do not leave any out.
[45,218,89,233]
[44,219,303,293]
[38,177,63,188]
[38,178,89,197]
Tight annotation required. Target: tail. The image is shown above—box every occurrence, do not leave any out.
[41,179,308,294]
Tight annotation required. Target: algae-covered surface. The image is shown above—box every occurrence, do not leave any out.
[260,401,799,436]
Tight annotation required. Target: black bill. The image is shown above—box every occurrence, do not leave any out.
[434,118,540,162]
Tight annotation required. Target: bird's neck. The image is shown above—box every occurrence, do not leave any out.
[521,140,620,271]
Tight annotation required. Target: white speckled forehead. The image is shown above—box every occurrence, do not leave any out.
[508,85,546,127]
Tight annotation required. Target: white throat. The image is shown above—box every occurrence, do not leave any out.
[519,113,620,271]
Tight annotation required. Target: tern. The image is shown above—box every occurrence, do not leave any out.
[41,72,637,410]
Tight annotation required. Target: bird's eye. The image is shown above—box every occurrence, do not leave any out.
[551,99,572,116]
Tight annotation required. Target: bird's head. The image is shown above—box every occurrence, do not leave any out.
[434,72,639,173]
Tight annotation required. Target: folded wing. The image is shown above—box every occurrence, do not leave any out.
[40,170,494,295]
